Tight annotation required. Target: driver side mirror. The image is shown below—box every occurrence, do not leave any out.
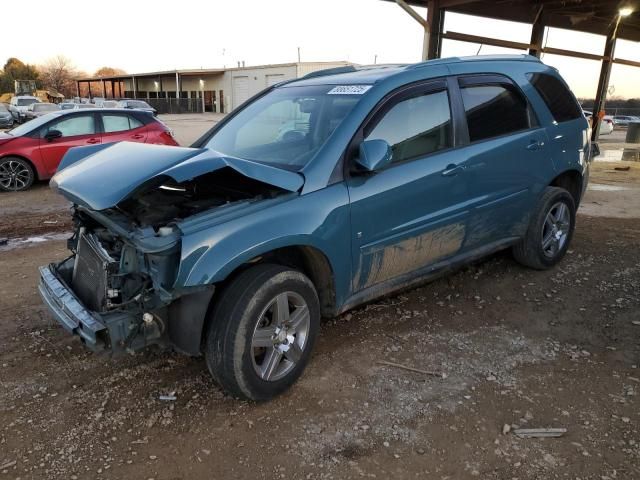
[355,139,392,172]
[44,129,63,141]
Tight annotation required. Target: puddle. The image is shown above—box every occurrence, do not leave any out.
[0,232,71,252]
[588,183,630,192]
[595,148,640,162]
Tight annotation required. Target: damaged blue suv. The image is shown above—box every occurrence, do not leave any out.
[39,55,591,400]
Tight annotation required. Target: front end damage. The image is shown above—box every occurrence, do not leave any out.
[38,141,304,355]
[39,205,213,355]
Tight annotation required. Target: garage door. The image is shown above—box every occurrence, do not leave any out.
[265,74,285,87]
[232,76,249,110]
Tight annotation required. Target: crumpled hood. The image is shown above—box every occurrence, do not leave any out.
[50,142,304,210]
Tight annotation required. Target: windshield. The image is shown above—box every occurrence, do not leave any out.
[17,98,38,107]
[103,101,118,107]
[204,85,363,170]
[129,100,151,108]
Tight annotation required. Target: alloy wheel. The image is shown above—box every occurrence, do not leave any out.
[0,159,32,191]
[541,201,571,258]
[251,291,311,382]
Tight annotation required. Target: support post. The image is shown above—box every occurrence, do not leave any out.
[76,81,80,99]
[175,71,180,100]
[132,76,137,98]
[394,0,430,61]
[591,16,621,142]
[426,0,444,60]
[88,82,92,100]
[101,79,105,98]
[529,6,545,58]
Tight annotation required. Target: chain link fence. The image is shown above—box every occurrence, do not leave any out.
[133,98,204,114]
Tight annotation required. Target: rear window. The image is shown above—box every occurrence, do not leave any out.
[527,73,582,123]
[35,104,59,112]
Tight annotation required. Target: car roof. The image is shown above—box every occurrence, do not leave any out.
[285,54,542,87]
[43,108,145,118]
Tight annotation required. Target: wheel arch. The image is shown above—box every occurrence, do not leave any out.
[169,242,339,356]
[549,168,583,206]
[0,154,40,181]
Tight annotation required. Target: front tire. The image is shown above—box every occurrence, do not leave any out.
[513,186,576,270]
[0,157,35,192]
[205,264,320,401]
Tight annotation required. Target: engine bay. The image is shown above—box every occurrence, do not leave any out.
[115,167,283,229]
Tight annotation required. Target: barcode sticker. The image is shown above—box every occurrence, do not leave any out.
[327,85,372,95]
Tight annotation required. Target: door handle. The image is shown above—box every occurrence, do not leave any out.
[131,134,144,139]
[442,163,465,177]
[86,138,100,144]
[526,140,543,151]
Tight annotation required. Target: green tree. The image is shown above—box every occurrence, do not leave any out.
[0,57,41,93]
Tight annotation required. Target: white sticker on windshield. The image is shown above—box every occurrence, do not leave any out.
[327,85,372,95]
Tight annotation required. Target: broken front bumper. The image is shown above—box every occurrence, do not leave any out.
[39,264,108,351]
[38,264,145,354]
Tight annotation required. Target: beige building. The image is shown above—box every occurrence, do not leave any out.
[76,61,352,113]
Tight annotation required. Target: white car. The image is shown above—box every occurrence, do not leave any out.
[9,95,40,123]
[583,110,613,135]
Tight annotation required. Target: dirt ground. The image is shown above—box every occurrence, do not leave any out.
[1,159,639,480]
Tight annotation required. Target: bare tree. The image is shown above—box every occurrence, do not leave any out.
[39,55,79,98]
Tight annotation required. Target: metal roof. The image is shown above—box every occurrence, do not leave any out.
[76,61,352,83]
[389,0,640,42]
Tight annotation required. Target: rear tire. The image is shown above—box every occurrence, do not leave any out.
[205,264,320,401]
[513,186,576,270]
[0,157,35,192]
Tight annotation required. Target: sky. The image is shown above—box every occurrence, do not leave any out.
[3,0,639,99]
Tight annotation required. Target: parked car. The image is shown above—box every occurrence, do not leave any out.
[0,109,178,191]
[9,95,40,123]
[92,97,106,105]
[613,115,635,126]
[101,100,119,108]
[59,102,77,110]
[24,102,60,120]
[117,99,157,116]
[72,103,98,110]
[0,103,14,128]
[39,55,591,401]
[582,110,613,135]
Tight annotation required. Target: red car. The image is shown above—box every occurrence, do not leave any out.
[0,109,178,191]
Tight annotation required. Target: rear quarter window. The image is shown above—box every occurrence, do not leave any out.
[527,73,582,123]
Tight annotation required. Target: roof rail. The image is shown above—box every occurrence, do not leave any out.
[302,66,358,79]
[405,54,541,70]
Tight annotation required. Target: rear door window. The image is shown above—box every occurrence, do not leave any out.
[103,114,143,133]
[527,73,582,123]
[459,84,530,142]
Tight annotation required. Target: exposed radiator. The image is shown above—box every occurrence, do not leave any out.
[71,233,116,312]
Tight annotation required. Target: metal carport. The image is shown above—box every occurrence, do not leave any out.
[386,0,640,140]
